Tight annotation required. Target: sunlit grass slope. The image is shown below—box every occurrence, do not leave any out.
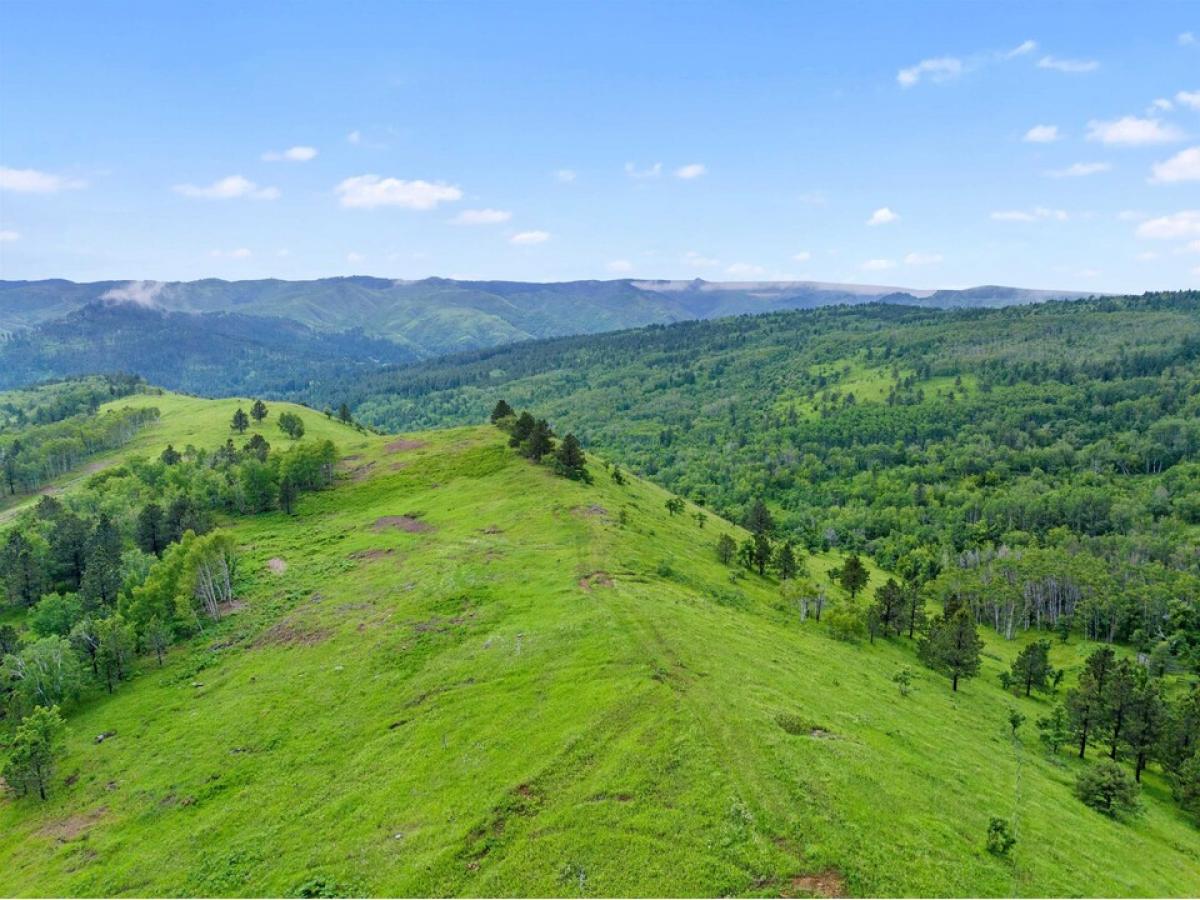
[0,390,356,524]
[0,414,1197,897]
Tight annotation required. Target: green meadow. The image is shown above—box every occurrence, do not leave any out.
[0,393,1197,897]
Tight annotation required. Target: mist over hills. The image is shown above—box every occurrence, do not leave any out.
[0,276,1095,357]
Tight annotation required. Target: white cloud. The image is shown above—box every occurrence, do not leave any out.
[1150,146,1200,183]
[683,250,720,268]
[897,57,963,88]
[1045,161,1112,178]
[792,250,812,262]
[1117,210,1148,221]
[867,206,899,226]
[1136,211,1200,239]
[904,252,943,265]
[1037,56,1099,73]
[100,281,165,306]
[452,208,512,225]
[1181,32,1197,46]
[1177,90,1200,111]
[674,163,707,179]
[624,161,662,179]
[1187,240,1200,254]
[0,229,19,242]
[1023,124,1061,143]
[607,259,634,274]
[798,190,827,205]
[346,251,365,263]
[726,262,766,277]
[1005,39,1037,58]
[0,166,87,193]
[1135,251,1160,262]
[991,207,1069,222]
[510,230,550,245]
[174,175,279,200]
[861,258,896,271]
[210,247,252,259]
[335,175,461,210]
[347,130,362,145]
[1086,116,1183,145]
[1077,268,1101,278]
[262,145,318,162]
[554,169,576,183]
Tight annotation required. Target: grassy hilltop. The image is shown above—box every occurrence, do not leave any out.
[0,394,1198,897]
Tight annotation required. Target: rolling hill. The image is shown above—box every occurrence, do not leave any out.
[0,277,1095,358]
[0,302,416,396]
[0,392,1197,897]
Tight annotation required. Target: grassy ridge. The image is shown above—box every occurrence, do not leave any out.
[0,400,1196,896]
[0,392,355,525]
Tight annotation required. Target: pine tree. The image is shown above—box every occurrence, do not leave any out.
[231,407,250,434]
[918,608,983,691]
[279,475,298,515]
[135,502,167,556]
[716,533,736,565]
[1037,704,1070,754]
[752,532,772,576]
[0,530,47,607]
[521,418,554,460]
[553,433,590,481]
[839,554,869,598]
[1066,646,1116,759]
[250,399,269,423]
[870,578,905,638]
[509,411,536,448]
[773,541,798,580]
[743,499,774,536]
[79,513,123,612]
[2,705,67,800]
[489,399,515,424]
[338,403,352,424]
[1122,671,1165,782]
[1008,639,1053,696]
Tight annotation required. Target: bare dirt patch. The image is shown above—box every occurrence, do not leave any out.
[783,869,847,898]
[482,525,503,534]
[349,548,397,561]
[579,571,614,592]
[385,439,428,453]
[39,806,107,842]
[341,460,377,482]
[254,621,332,648]
[267,557,287,574]
[572,504,609,519]
[372,515,433,533]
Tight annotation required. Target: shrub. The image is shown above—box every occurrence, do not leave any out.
[985,816,1015,856]
[1075,760,1140,818]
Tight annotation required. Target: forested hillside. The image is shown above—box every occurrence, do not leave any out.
[0,386,1197,896]
[0,303,415,396]
[332,292,1200,676]
[0,277,1092,355]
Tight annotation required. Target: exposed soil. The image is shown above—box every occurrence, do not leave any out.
[267,557,287,574]
[783,869,847,898]
[254,621,332,647]
[39,806,107,842]
[342,460,376,482]
[579,571,614,591]
[572,504,609,518]
[349,548,397,561]
[385,439,428,453]
[482,525,503,534]
[372,515,433,533]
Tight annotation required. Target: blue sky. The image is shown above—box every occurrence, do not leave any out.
[1,0,1198,291]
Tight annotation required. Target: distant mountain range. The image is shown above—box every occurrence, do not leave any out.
[0,277,1097,358]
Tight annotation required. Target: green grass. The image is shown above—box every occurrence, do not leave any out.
[0,391,361,525]
[0,405,1197,897]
